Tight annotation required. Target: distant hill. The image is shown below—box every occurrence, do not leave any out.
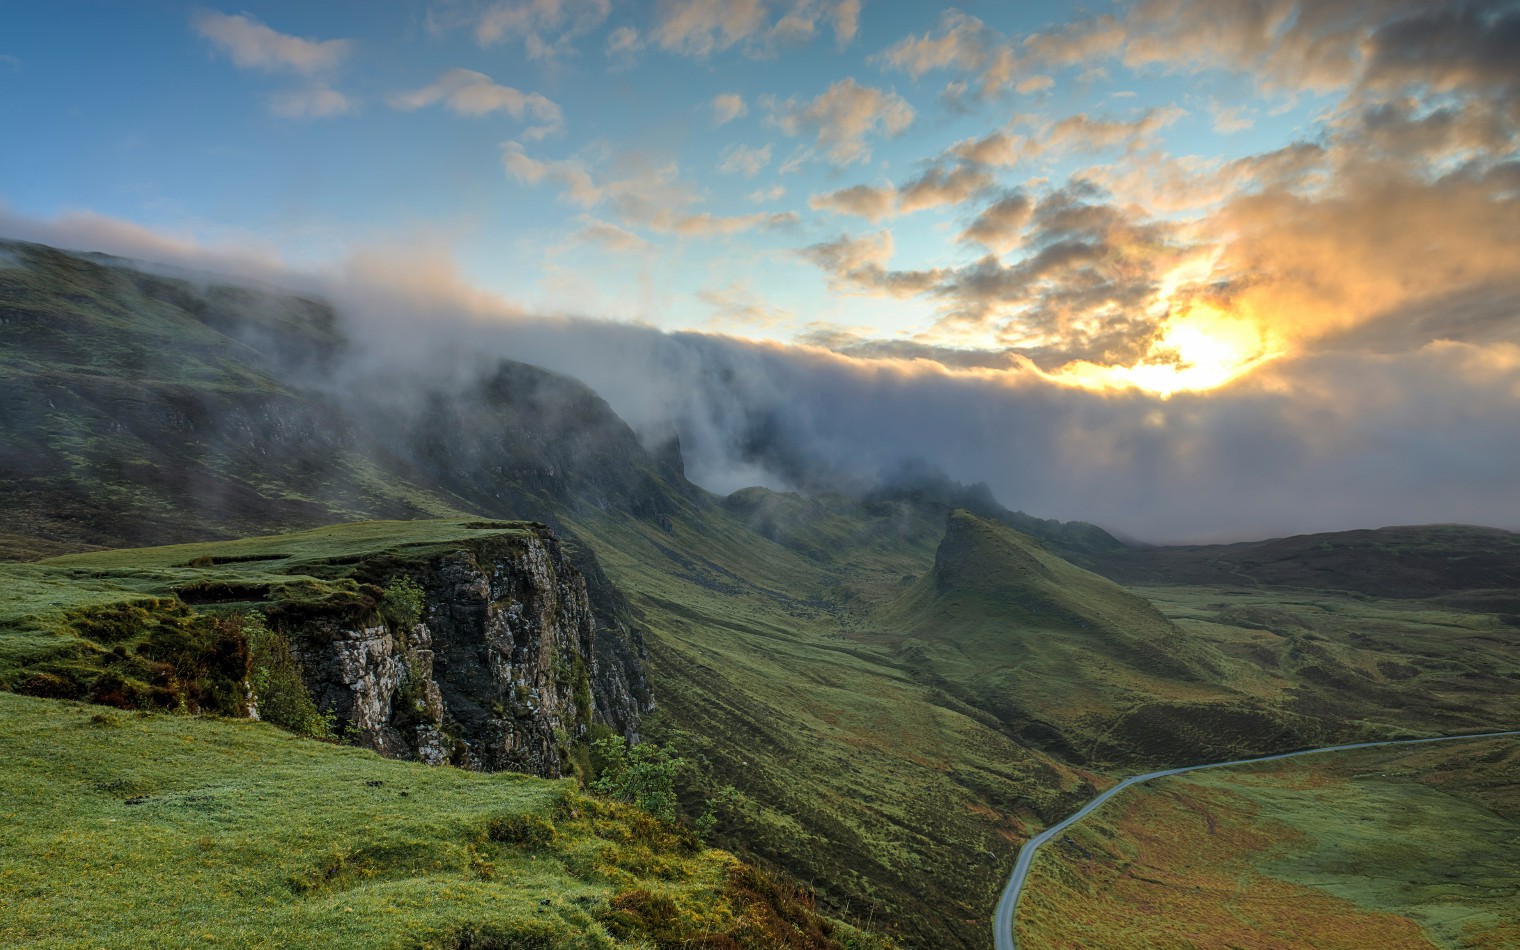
[1091,524,1520,599]
[877,510,1236,762]
[0,239,695,557]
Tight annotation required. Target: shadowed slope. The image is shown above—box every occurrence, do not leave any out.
[879,512,1336,767]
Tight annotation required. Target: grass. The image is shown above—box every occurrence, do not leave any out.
[0,692,893,949]
[5,507,1517,949]
[571,506,1520,948]
[1016,737,1520,949]
[6,240,1519,949]
[570,506,1110,949]
[1136,585,1520,733]
[0,519,541,700]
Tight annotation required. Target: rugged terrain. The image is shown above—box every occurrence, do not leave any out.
[3,239,1519,949]
[1,520,646,776]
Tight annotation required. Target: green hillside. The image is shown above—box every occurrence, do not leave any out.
[569,506,1098,949]
[0,692,890,950]
[1018,736,1520,949]
[4,240,1519,950]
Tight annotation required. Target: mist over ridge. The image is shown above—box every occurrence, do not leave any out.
[5,210,1517,546]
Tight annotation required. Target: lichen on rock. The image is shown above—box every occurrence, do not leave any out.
[287,525,646,778]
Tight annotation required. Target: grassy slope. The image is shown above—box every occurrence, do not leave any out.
[1092,524,1520,598]
[0,519,537,693]
[572,506,1099,950]
[0,692,890,950]
[576,506,1520,947]
[0,241,463,556]
[876,511,1228,764]
[1016,737,1520,949]
[1136,585,1520,738]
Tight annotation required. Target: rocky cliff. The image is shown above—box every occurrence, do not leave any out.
[277,525,645,778]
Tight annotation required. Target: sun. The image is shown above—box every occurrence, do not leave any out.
[1043,258,1282,397]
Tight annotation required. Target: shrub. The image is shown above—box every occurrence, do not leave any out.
[379,576,425,629]
[485,813,557,848]
[18,671,85,699]
[246,615,334,740]
[590,737,682,823]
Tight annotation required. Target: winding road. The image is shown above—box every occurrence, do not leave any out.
[992,729,1520,950]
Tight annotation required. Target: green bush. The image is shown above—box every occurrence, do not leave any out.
[590,737,682,823]
[379,577,425,629]
[246,615,334,740]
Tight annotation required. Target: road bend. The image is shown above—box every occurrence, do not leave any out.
[993,729,1520,950]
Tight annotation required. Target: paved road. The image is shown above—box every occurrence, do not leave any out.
[992,729,1520,950]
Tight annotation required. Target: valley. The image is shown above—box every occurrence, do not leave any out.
[1,241,1517,948]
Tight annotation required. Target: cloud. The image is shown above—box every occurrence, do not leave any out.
[502,143,796,236]
[0,54,20,71]
[391,69,564,139]
[268,84,354,119]
[699,283,794,330]
[877,9,989,80]
[957,193,1033,254]
[570,218,650,252]
[767,78,914,165]
[501,144,604,206]
[1358,1,1520,103]
[831,0,861,47]
[652,0,769,57]
[898,163,995,214]
[192,11,350,75]
[802,230,943,297]
[1208,101,1253,134]
[661,210,799,236]
[317,237,1520,543]
[0,204,294,287]
[747,184,786,203]
[651,0,863,58]
[873,1,1517,102]
[949,131,1024,167]
[809,183,896,222]
[808,161,995,221]
[1043,106,1186,155]
[441,0,612,59]
[9,204,1520,543]
[710,92,748,125]
[719,143,771,177]
[606,24,642,61]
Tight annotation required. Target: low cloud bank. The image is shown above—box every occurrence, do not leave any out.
[4,206,1519,544]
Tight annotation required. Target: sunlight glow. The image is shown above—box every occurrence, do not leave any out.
[1039,251,1285,397]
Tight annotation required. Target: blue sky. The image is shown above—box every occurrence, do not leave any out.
[5,2,1520,540]
[1,2,1339,358]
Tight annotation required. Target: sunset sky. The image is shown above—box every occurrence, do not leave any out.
[3,1,1519,539]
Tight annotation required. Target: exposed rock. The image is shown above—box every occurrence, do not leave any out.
[287,526,646,777]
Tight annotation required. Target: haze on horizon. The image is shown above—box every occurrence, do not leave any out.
[3,0,1519,543]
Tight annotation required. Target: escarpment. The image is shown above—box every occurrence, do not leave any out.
[273,526,647,778]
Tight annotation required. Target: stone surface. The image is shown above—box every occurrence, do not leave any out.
[288,527,646,778]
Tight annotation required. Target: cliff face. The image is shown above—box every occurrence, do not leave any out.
[287,526,645,778]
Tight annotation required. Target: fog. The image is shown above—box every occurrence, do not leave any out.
[4,206,1519,545]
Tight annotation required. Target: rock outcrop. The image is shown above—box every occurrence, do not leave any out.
[287,526,645,778]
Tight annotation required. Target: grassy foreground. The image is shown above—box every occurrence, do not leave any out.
[1016,737,1520,949]
[0,692,892,949]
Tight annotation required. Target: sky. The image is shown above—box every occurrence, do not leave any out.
[3,1,1520,541]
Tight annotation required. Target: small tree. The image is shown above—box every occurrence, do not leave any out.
[379,577,425,629]
[590,736,682,822]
